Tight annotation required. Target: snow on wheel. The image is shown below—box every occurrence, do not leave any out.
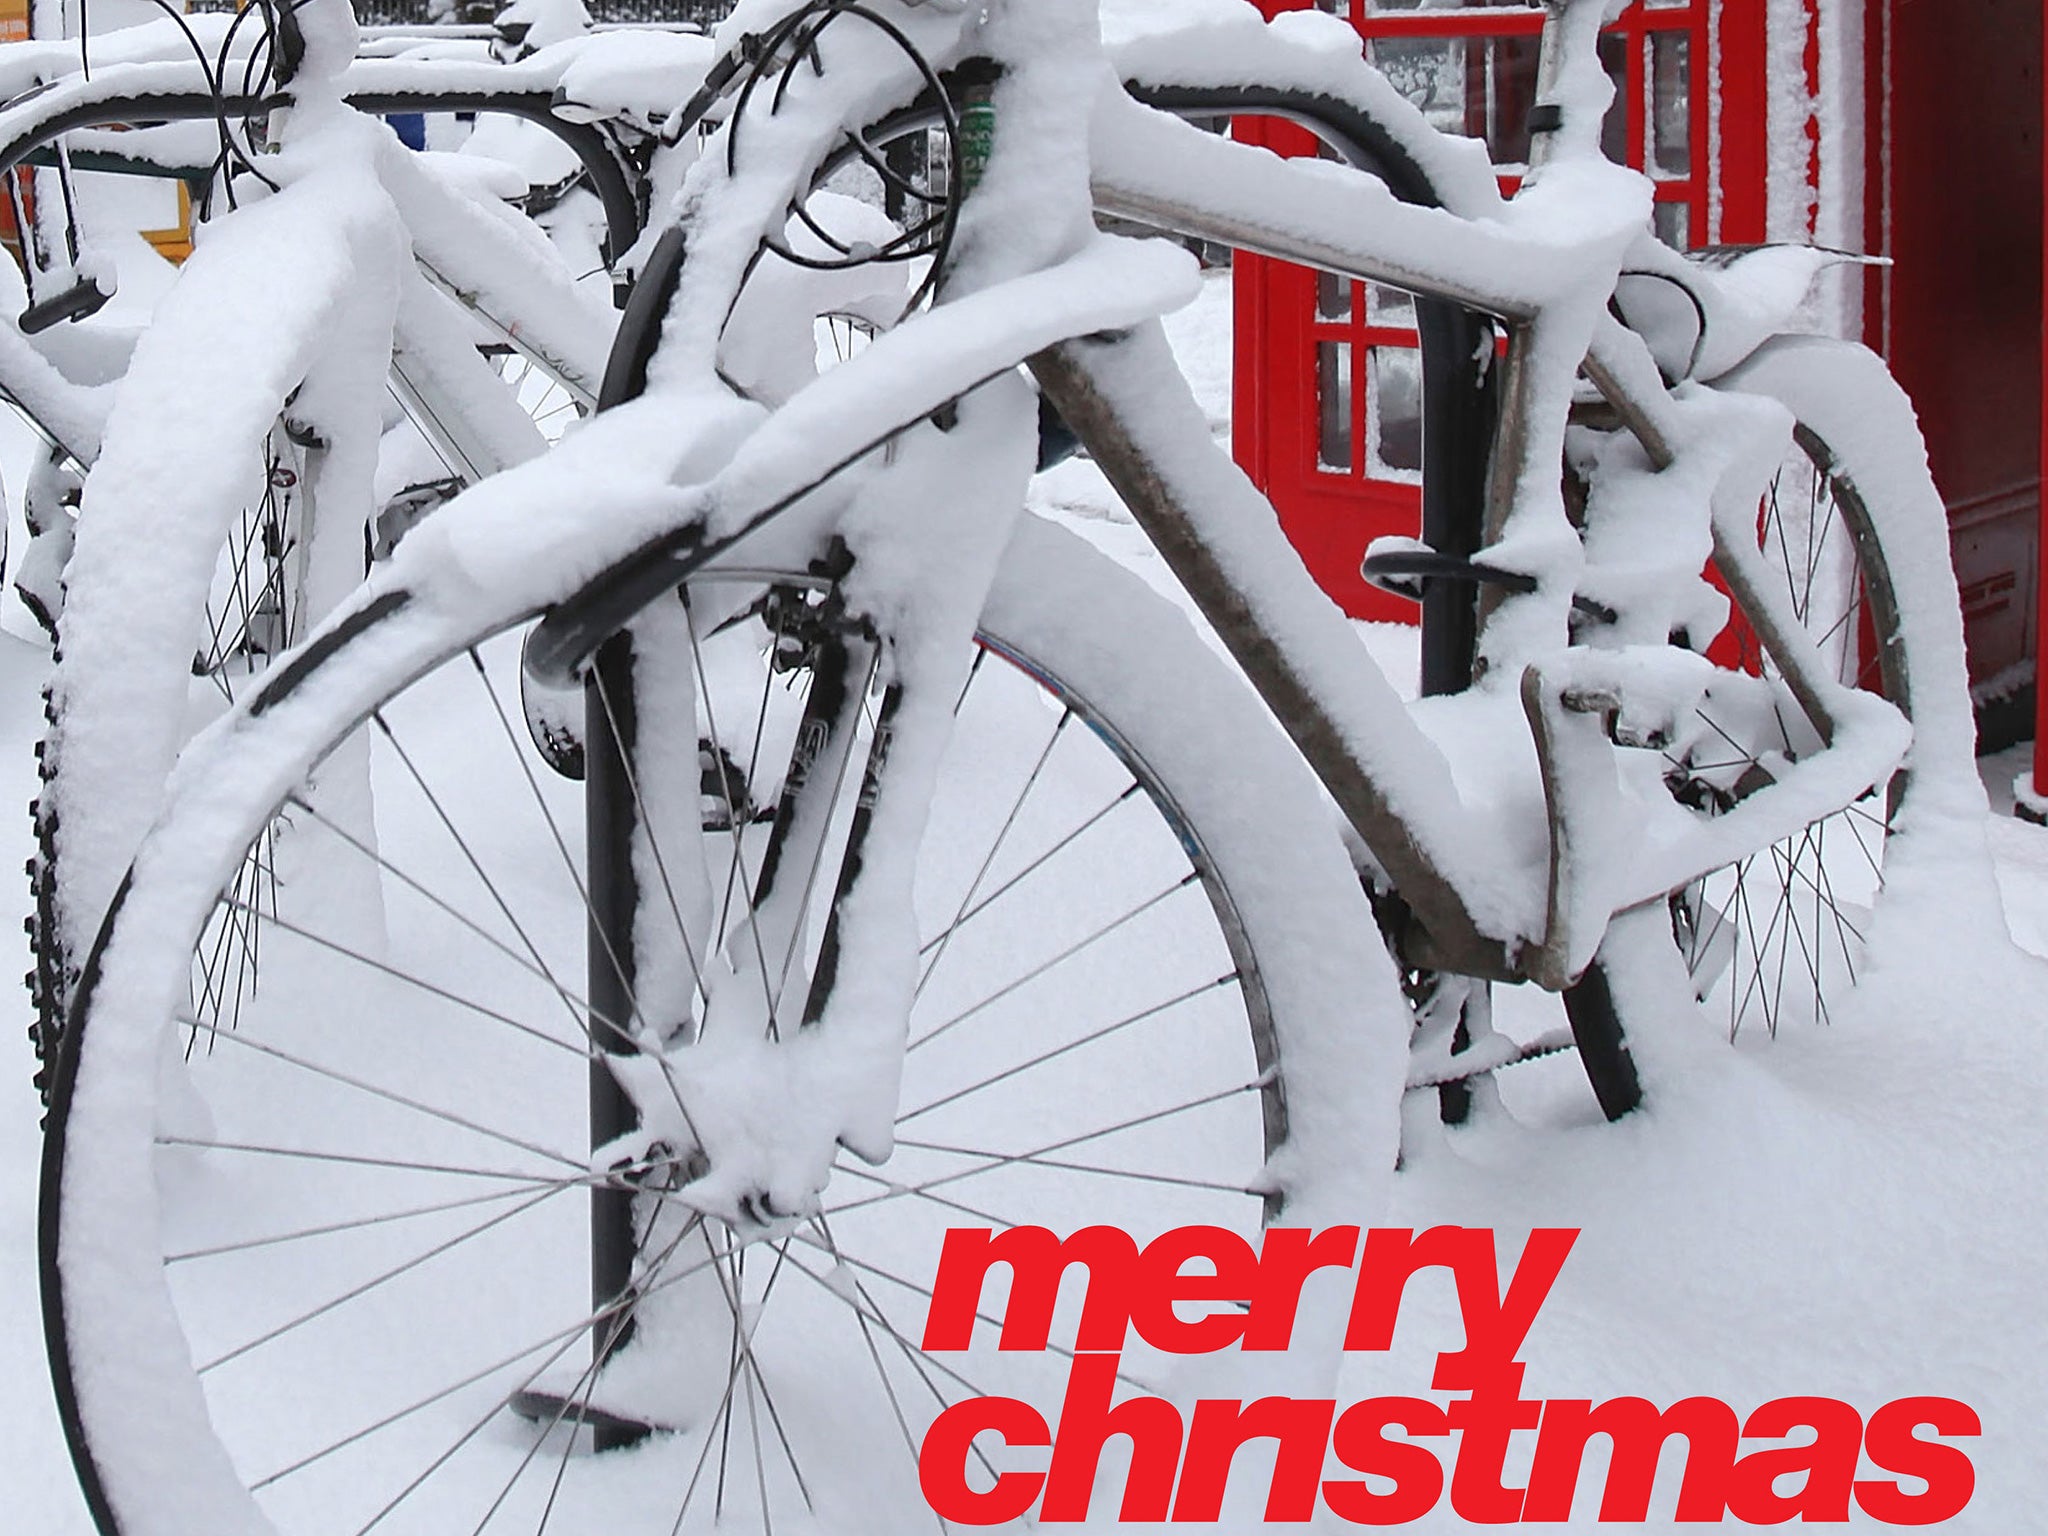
[43,512,1404,1536]
[1666,335,1963,1039]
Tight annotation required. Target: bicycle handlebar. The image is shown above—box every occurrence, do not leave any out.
[0,63,646,260]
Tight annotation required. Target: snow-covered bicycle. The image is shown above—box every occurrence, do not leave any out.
[0,17,676,1095]
[39,0,1975,1531]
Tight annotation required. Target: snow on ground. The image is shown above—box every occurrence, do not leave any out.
[3,255,2048,1529]
[1030,275,2048,1530]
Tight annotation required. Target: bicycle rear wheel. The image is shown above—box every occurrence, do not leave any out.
[1667,336,1930,1039]
[1404,338,1936,1122]
[43,513,1401,1536]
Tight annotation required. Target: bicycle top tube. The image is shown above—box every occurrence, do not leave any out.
[1090,86,1639,326]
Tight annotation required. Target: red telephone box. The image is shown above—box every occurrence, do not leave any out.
[1234,0,1779,622]
[1237,0,2048,767]
[1863,1,2044,757]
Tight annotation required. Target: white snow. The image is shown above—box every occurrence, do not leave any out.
[3,2,2047,1530]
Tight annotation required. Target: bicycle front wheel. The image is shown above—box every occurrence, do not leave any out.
[43,512,1402,1536]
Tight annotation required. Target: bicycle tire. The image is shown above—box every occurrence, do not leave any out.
[1396,333,1942,1121]
[1664,333,1947,1039]
[27,243,594,1107]
[42,510,1405,1536]
[27,406,318,1105]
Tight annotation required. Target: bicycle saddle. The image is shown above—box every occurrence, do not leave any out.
[1611,235,1870,385]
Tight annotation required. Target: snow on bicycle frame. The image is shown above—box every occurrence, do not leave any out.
[34,5,1974,1531]
[1055,0,1920,990]
[442,0,1913,1185]
[26,8,641,1030]
[50,0,1929,1225]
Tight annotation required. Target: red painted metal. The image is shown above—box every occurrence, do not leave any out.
[1872,0,2042,746]
[2038,0,2048,795]
[1234,120,1422,620]
[1718,0,1769,244]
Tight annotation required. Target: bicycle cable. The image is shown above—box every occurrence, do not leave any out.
[718,0,965,330]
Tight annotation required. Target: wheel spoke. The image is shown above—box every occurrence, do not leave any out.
[174,1009,585,1172]
[374,709,653,1044]
[283,790,604,1031]
[910,872,1201,1052]
[827,1078,1262,1218]
[916,707,1073,1001]
[166,1181,579,1265]
[915,784,1142,960]
[887,1139,1256,1198]
[198,1180,578,1376]
[899,972,1237,1122]
[209,893,600,1062]
[678,595,784,1035]
[255,1216,726,1494]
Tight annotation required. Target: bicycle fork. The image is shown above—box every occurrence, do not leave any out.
[577,587,890,1447]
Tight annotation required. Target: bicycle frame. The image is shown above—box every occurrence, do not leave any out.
[520,0,1908,999]
[1056,1,1907,990]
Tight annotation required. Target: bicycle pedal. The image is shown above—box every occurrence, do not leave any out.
[1405,1028,1577,1091]
[506,1388,668,1442]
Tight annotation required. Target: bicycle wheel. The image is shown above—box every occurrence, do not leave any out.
[1399,338,1936,1121]
[1663,336,1928,1040]
[29,265,601,1104]
[27,419,316,1106]
[43,512,1402,1536]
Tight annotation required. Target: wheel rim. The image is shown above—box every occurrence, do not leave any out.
[1669,424,1907,1038]
[93,572,1283,1535]
[490,345,589,444]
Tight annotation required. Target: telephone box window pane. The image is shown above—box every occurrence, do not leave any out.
[1318,341,1353,472]
[1370,346,1423,477]
[1484,33,1542,166]
[1370,36,1470,140]
[1369,34,1543,167]
[1319,270,1353,320]
[1368,281,1416,326]
[1654,198,1691,249]
[1650,31,1692,176]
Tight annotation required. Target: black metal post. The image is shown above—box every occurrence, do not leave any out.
[585,631,645,1449]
